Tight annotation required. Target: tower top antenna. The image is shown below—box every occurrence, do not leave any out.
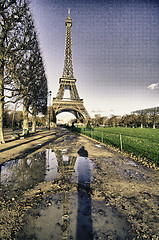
[68,8,70,17]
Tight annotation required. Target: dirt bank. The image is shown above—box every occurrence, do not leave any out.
[0,127,159,239]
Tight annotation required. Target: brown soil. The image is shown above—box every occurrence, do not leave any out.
[0,127,159,239]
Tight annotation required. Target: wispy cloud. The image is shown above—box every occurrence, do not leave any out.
[91,110,104,113]
[147,83,159,90]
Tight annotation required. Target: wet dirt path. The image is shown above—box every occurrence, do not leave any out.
[0,127,159,239]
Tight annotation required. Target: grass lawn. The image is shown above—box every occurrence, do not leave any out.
[73,126,159,166]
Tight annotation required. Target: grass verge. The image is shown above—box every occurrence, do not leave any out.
[68,126,159,167]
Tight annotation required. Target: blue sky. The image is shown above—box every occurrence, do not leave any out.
[30,0,159,119]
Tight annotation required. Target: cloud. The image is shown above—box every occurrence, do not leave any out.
[91,110,105,113]
[147,83,159,90]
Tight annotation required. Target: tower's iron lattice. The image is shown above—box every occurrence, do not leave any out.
[52,9,90,123]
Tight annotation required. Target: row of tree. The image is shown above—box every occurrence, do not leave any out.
[0,0,48,143]
[3,107,48,129]
[90,107,159,128]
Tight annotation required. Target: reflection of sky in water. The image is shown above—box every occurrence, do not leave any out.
[1,160,22,186]
[45,149,59,182]
[1,148,134,239]
[0,149,94,191]
[75,156,93,183]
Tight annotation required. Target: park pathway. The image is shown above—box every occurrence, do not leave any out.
[0,128,65,164]
[0,127,159,239]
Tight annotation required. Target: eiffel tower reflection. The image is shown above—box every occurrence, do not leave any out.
[54,149,77,239]
[0,147,93,239]
[54,148,93,240]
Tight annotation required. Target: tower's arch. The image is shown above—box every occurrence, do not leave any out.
[55,107,85,121]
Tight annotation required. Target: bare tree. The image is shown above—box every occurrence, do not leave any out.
[0,0,48,141]
[132,107,159,128]
[108,115,121,127]
[9,4,48,135]
[0,0,28,142]
[147,107,159,129]
[121,114,138,127]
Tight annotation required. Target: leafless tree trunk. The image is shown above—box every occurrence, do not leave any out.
[32,105,36,133]
[23,97,29,135]
[12,103,18,134]
[0,62,5,143]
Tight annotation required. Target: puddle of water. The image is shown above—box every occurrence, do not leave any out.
[18,191,131,240]
[123,159,138,167]
[0,149,94,193]
[115,159,146,180]
[95,144,103,148]
[1,148,134,239]
[124,168,145,180]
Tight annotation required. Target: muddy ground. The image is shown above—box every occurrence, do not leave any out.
[0,127,159,239]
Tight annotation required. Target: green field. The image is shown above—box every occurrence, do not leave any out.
[72,126,159,166]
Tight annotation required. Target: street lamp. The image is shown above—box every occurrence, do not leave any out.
[48,90,52,130]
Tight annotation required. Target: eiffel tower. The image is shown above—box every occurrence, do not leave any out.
[52,9,90,123]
